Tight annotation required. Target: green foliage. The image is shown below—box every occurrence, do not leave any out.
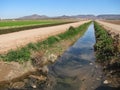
[94,22,114,61]
[58,22,91,39]
[1,47,31,62]
[42,36,60,45]
[0,20,62,27]
[27,43,39,51]
[0,21,91,62]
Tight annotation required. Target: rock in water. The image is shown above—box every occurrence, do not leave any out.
[90,63,93,65]
[48,54,57,63]
[103,80,109,84]
[32,85,37,88]
[42,65,49,73]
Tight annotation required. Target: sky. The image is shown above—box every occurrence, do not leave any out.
[0,0,120,19]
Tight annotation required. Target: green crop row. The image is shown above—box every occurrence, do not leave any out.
[0,22,91,63]
[0,21,74,35]
[0,20,52,27]
[0,20,72,27]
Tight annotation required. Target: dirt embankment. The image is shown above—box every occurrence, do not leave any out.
[104,32,120,88]
[96,20,120,34]
[0,20,89,54]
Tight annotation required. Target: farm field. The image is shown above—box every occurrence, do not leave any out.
[0,19,76,27]
[0,20,89,54]
[96,20,120,34]
[0,19,77,34]
[102,20,120,25]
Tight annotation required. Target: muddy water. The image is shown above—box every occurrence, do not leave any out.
[46,23,103,90]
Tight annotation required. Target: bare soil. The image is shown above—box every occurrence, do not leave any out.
[0,61,35,82]
[102,20,120,25]
[96,20,120,34]
[0,21,89,54]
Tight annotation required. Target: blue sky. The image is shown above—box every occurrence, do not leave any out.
[0,0,120,19]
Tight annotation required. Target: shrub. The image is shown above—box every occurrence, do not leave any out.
[3,47,31,62]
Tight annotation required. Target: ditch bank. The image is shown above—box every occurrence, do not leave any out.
[0,22,91,89]
[94,22,120,89]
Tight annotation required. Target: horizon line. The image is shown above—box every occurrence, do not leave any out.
[1,13,120,19]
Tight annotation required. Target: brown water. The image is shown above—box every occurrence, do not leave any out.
[45,23,104,90]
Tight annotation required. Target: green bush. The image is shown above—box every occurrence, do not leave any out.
[27,43,39,51]
[2,47,31,62]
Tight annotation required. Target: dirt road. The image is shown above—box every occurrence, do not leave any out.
[96,20,120,34]
[0,20,89,54]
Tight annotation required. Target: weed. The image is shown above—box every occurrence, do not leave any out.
[2,47,31,62]
[94,21,119,62]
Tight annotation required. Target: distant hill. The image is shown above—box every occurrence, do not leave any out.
[17,14,49,20]
[97,14,120,20]
[71,15,96,19]
[53,15,96,19]
[52,14,120,20]
[54,15,71,19]
[16,14,120,20]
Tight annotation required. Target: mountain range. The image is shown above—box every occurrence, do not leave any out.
[16,14,120,20]
[17,14,49,20]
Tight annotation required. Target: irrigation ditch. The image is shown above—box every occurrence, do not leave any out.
[0,21,119,90]
[0,21,91,89]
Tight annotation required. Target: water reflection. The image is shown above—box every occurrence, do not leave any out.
[47,23,102,90]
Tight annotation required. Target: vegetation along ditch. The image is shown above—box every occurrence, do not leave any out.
[0,22,91,89]
[94,21,120,89]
